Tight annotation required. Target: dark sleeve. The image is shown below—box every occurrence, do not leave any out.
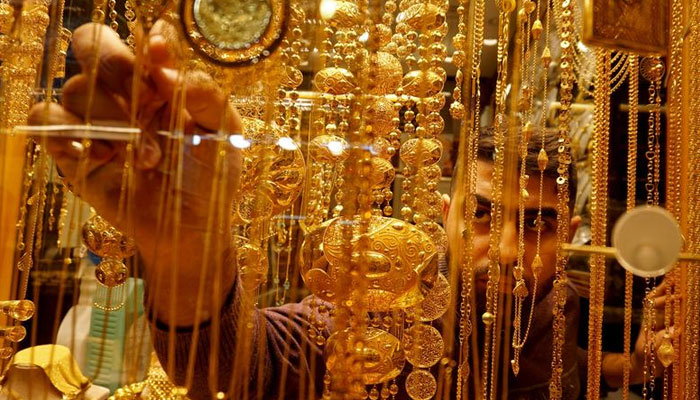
[577,347,587,399]
[149,286,331,400]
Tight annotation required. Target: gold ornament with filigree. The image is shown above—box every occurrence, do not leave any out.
[82,213,136,310]
[181,0,286,65]
[325,327,405,385]
[314,67,357,95]
[368,52,403,95]
[300,216,438,311]
[230,118,305,226]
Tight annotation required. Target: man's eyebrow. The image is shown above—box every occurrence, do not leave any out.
[523,207,558,219]
[474,194,492,207]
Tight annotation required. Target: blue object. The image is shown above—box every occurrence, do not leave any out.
[84,278,144,392]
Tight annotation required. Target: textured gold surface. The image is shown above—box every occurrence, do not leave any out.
[182,0,286,64]
[194,0,271,50]
[402,3,445,31]
[402,324,444,368]
[302,216,438,311]
[325,328,405,385]
[368,52,403,95]
[11,345,90,399]
[230,118,305,225]
[411,273,450,322]
[405,369,437,400]
[314,67,356,95]
[583,0,667,55]
[82,215,136,260]
[309,135,349,163]
[399,138,442,168]
[367,97,397,137]
[401,70,444,98]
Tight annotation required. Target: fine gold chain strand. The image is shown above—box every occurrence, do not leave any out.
[622,53,639,400]
[586,48,611,400]
[549,0,576,395]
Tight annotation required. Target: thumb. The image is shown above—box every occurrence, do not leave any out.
[145,29,242,134]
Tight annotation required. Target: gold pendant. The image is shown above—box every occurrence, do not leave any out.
[405,369,437,400]
[181,0,287,65]
[402,324,444,368]
[657,335,675,368]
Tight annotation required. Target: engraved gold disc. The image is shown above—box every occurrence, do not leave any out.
[413,273,450,322]
[405,369,437,400]
[402,324,443,368]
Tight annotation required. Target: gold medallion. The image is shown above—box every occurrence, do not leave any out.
[405,369,437,400]
[412,273,450,322]
[402,324,443,368]
[325,327,405,385]
[302,216,438,310]
[368,96,397,137]
[369,52,403,95]
[399,138,442,168]
[314,67,357,95]
[181,0,287,65]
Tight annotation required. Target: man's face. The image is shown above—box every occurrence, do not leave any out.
[443,159,581,303]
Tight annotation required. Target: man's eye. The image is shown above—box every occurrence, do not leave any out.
[525,216,548,232]
[474,209,492,224]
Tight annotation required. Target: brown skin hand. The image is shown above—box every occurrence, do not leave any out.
[29,22,243,326]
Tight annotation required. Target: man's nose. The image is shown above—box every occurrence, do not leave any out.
[498,220,519,268]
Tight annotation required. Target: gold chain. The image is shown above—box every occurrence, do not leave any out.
[481,1,515,397]
[456,0,485,397]
[549,0,576,395]
[511,0,549,376]
[665,0,684,391]
[622,53,639,400]
[684,0,700,395]
[586,48,610,400]
[639,56,664,399]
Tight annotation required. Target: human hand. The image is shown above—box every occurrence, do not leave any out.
[28,21,242,324]
[630,278,680,385]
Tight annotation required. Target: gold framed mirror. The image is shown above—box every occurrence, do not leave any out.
[181,0,287,65]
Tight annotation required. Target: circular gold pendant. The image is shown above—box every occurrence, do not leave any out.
[405,369,437,400]
[412,273,450,322]
[402,324,444,368]
[181,0,287,65]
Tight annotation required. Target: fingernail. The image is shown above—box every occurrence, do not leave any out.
[150,34,165,45]
[136,136,162,170]
[159,67,179,83]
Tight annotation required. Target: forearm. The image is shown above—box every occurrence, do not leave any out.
[141,229,237,327]
[150,287,261,400]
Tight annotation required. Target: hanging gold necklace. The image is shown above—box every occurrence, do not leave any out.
[665,0,684,396]
[684,0,700,393]
[549,0,576,396]
[451,0,484,398]
[511,0,549,377]
[586,48,611,400]
[481,1,516,398]
[454,0,485,397]
[622,53,639,400]
[639,55,665,400]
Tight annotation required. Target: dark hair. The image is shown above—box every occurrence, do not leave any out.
[452,126,578,214]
